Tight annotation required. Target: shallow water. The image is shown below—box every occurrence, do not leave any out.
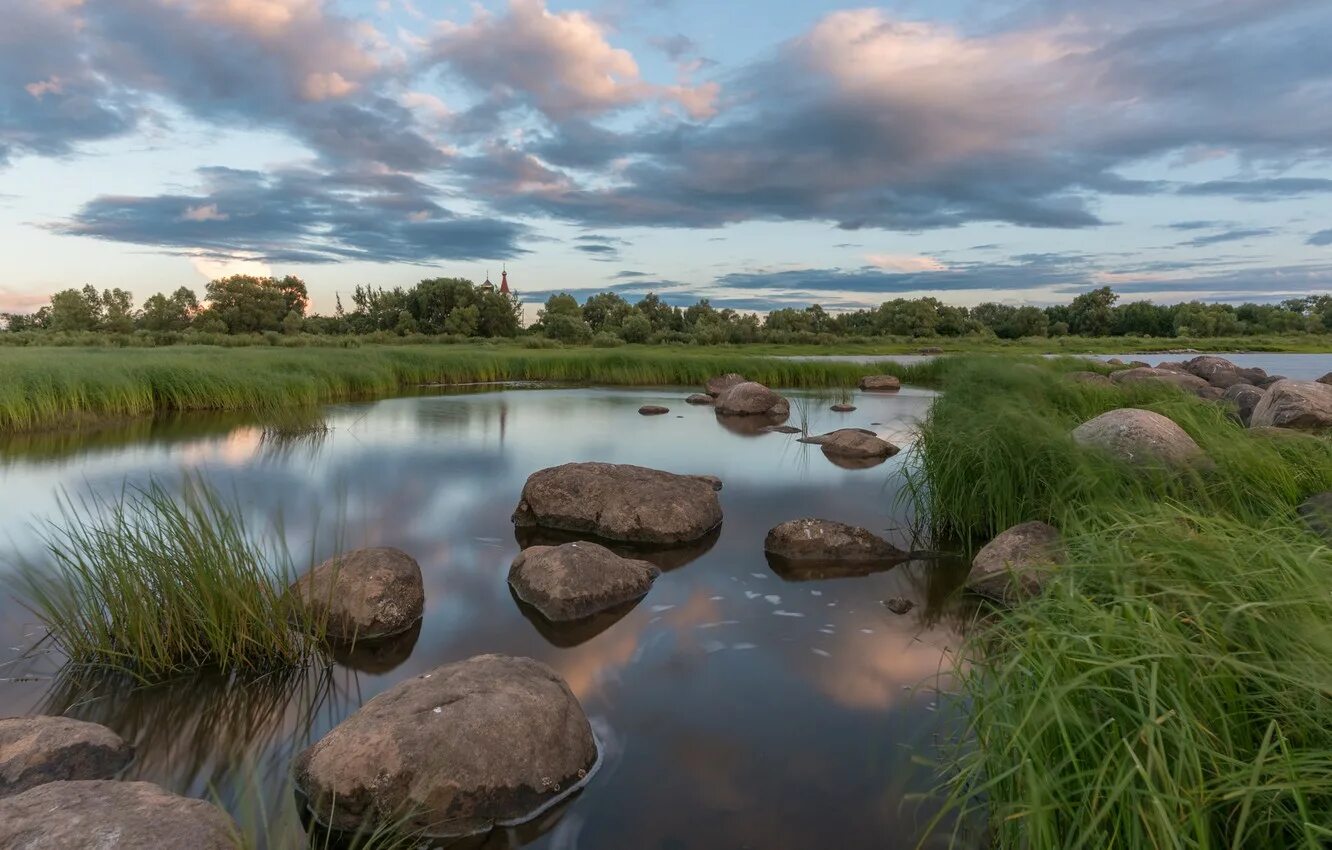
[0,384,976,849]
[786,351,1331,380]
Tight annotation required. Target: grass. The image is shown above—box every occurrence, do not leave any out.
[0,345,949,432]
[911,356,1332,848]
[10,477,327,680]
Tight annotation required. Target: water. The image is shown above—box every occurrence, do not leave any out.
[0,385,974,849]
[785,351,1331,380]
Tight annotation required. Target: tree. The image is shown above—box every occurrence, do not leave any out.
[1068,287,1119,336]
[618,311,652,343]
[1112,301,1172,337]
[47,286,103,332]
[99,288,136,333]
[140,287,198,332]
[201,275,308,333]
[582,292,632,332]
[443,304,480,336]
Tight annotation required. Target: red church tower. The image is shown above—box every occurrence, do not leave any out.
[500,267,511,295]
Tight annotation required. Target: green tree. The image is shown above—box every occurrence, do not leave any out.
[1068,287,1119,336]
[618,311,652,343]
[443,304,480,336]
[201,275,308,333]
[47,285,103,332]
[140,287,198,332]
[582,292,632,332]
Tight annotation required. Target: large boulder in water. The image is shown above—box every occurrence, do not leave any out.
[1248,379,1332,430]
[291,547,424,641]
[0,716,132,797]
[0,781,238,849]
[1224,384,1266,426]
[513,462,723,544]
[714,382,790,417]
[705,373,747,398]
[965,521,1064,604]
[1109,367,1208,392]
[509,542,660,621]
[798,428,900,459]
[858,375,901,391]
[294,654,597,838]
[764,518,904,564]
[1072,408,1205,466]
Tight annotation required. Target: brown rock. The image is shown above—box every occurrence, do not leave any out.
[638,405,670,415]
[704,373,747,397]
[858,375,901,391]
[685,393,714,405]
[798,428,900,459]
[1249,379,1332,430]
[1183,355,1239,383]
[509,542,660,621]
[1318,372,1332,386]
[0,781,237,849]
[1224,384,1266,425]
[965,521,1064,604]
[829,403,856,412]
[0,717,132,798]
[1068,371,1113,386]
[1072,408,1205,465]
[1109,367,1208,391]
[295,655,597,838]
[291,547,424,641]
[714,382,791,417]
[761,424,802,434]
[881,597,914,615]
[1194,385,1227,400]
[763,518,904,563]
[1155,361,1189,372]
[513,462,723,544]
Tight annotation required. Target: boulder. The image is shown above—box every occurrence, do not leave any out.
[0,717,132,797]
[1194,385,1227,401]
[1155,361,1189,372]
[1248,379,1332,430]
[1067,371,1113,386]
[1256,375,1287,389]
[684,393,714,405]
[829,403,856,412]
[509,542,660,622]
[714,382,790,417]
[761,424,802,434]
[1224,384,1266,426]
[1297,492,1332,542]
[881,597,914,615]
[965,521,1064,604]
[763,518,905,563]
[513,462,723,544]
[798,428,900,459]
[295,655,597,838]
[1108,367,1208,391]
[1072,408,1205,466]
[858,375,901,392]
[291,547,424,641]
[638,405,669,416]
[1318,372,1332,386]
[705,373,747,398]
[1183,355,1239,383]
[1105,358,1125,365]
[0,781,237,849]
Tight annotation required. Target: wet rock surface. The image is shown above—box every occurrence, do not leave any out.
[509,541,660,622]
[291,547,424,641]
[0,716,132,797]
[295,654,598,838]
[1072,408,1206,466]
[965,521,1064,604]
[764,518,905,563]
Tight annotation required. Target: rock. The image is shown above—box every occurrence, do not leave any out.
[881,597,914,615]
[509,542,660,622]
[714,382,791,417]
[0,781,237,849]
[1072,408,1205,466]
[858,375,901,392]
[1128,360,1151,368]
[513,462,723,544]
[1224,384,1266,426]
[1256,374,1287,389]
[763,518,905,563]
[798,429,900,459]
[1155,361,1189,372]
[1067,371,1113,386]
[1248,380,1332,430]
[0,717,132,797]
[762,424,801,434]
[1108,367,1208,391]
[638,405,669,416]
[830,403,856,412]
[685,393,714,405]
[295,655,597,838]
[1297,492,1332,542]
[1318,372,1332,386]
[705,373,748,397]
[1106,358,1125,366]
[965,521,1064,604]
[1194,385,1227,401]
[1183,355,1239,383]
[291,547,424,641]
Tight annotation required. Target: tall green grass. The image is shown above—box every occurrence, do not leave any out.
[0,346,948,432]
[914,357,1332,848]
[11,478,325,680]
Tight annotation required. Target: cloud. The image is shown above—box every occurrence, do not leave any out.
[1180,227,1276,247]
[51,165,527,264]
[1177,178,1332,200]
[864,254,947,273]
[650,34,698,61]
[0,287,52,314]
[1309,229,1332,247]
[612,270,650,278]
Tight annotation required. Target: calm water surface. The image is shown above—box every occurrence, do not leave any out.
[0,385,974,849]
[787,351,1331,379]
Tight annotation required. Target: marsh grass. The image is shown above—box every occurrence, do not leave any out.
[12,478,327,680]
[913,356,1332,848]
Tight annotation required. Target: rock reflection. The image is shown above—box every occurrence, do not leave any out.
[328,619,421,673]
[819,450,887,470]
[765,553,905,581]
[511,589,639,648]
[513,525,720,572]
[713,411,790,437]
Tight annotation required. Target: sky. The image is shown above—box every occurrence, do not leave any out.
[2,0,1332,315]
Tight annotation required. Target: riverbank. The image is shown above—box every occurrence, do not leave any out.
[916,357,1332,848]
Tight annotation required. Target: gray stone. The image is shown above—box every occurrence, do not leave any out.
[509,542,660,621]
[0,717,132,798]
[1318,372,1332,386]
[714,382,791,417]
[1249,379,1332,430]
[1194,385,1227,401]
[1072,408,1205,466]
[291,547,424,641]
[1183,355,1239,384]
[1108,367,1208,391]
[513,462,723,544]
[858,375,901,391]
[798,428,900,459]
[295,655,597,838]
[763,518,905,563]
[965,521,1064,604]
[1224,384,1266,426]
[0,781,237,849]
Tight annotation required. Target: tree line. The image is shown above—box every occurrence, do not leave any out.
[3,276,1331,342]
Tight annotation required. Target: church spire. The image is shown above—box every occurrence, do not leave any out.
[500,264,510,295]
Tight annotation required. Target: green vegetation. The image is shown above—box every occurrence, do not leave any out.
[912,357,1332,848]
[0,345,946,432]
[11,478,325,680]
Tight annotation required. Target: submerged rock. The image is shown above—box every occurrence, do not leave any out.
[1248,379,1332,430]
[291,547,424,641]
[830,403,857,412]
[0,781,237,849]
[1108,367,1208,392]
[761,424,802,435]
[1071,408,1205,466]
[881,597,914,615]
[798,428,900,459]
[1297,492,1332,542]
[714,382,791,417]
[1224,384,1266,426]
[0,717,132,797]
[764,518,904,563]
[638,405,670,416]
[858,375,901,391]
[965,521,1064,604]
[705,373,748,398]
[295,655,597,838]
[509,542,660,621]
[685,393,714,405]
[513,462,723,544]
